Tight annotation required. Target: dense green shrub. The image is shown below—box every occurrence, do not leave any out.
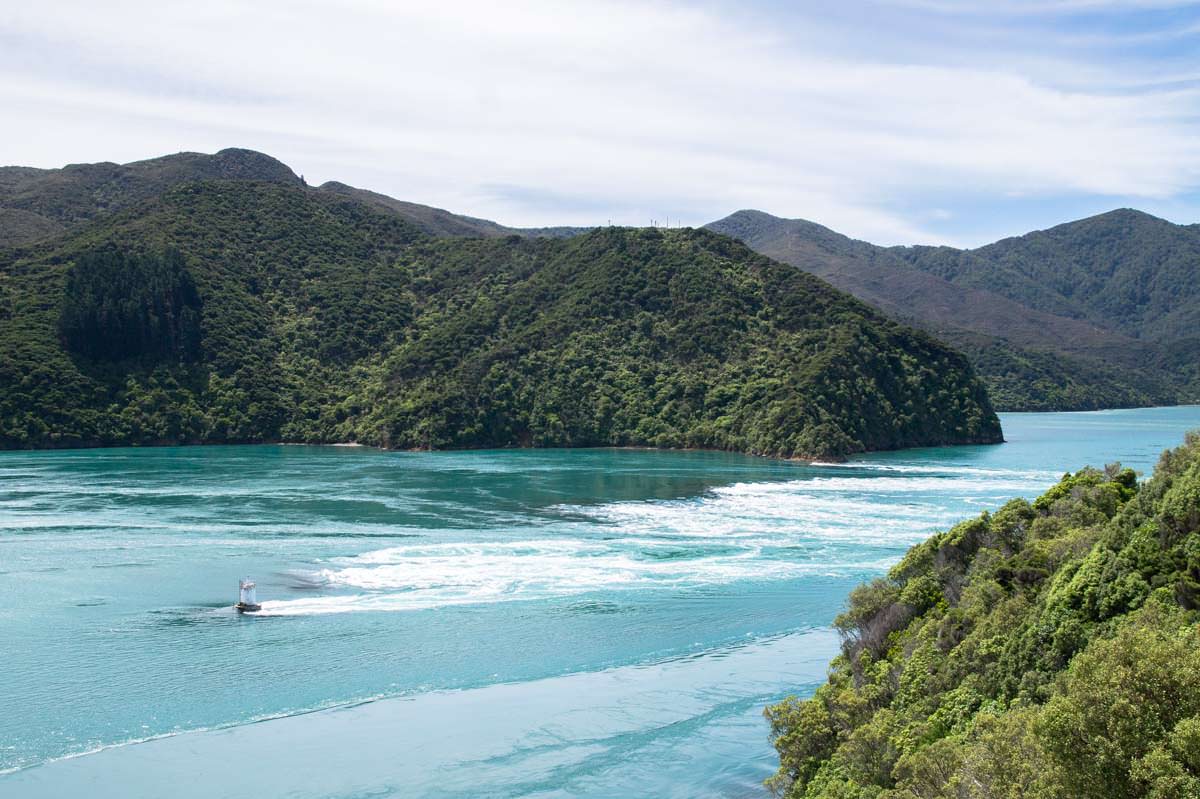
[766,432,1200,798]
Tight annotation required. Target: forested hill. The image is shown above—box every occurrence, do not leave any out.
[0,178,1001,458]
[707,210,1200,412]
[767,431,1200,798]
[906,209,1200,342]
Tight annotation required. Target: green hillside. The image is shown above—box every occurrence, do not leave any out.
[904,209,1200,342]
[14,150,1194,418]
[900,209,1200,405]
[707,210,1199,412]
[0,179,1001,458]
[766,432,1200,798]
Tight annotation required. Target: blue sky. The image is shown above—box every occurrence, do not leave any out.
[3,0,1199,246]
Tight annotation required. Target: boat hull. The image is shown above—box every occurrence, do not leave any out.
[235,602,262,613]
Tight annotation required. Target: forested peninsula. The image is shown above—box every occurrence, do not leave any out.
[0,151,1001,458]
[767,432,1200,798]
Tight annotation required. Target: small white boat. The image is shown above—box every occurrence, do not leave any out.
[235,578,262,613]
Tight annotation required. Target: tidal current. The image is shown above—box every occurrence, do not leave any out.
[2,407,1198,797]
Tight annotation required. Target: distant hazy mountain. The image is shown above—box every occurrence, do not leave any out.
[0,148,590,247]
[707,210,1199,411]
[317,181,588,239]
[901,209,1200,343]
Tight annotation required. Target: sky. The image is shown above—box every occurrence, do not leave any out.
[3,0,1200,246]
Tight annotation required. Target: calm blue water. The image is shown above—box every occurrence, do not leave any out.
[2,407,1198,797]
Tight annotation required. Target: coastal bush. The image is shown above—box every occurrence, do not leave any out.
[766,433,1200,798]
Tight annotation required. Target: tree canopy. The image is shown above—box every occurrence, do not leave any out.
[767,432,1200,798]
[58,245,202,363]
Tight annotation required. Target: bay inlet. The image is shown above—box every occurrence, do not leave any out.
[3,407,1198,797]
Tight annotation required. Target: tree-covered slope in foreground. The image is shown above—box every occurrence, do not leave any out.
[0,180,1000,458]
[767,431,1200,797]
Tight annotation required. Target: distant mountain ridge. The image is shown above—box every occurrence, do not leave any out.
[0,148,591,247]
[0,149,300,245]
[707,209,1200,411]
[317,181,588,239]
[902,208,1200,342]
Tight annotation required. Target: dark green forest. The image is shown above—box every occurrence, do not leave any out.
[0,179,1000,458]
[950,335,1180,413]
[58,246,202,362]
[894,209,1200,410]
[766,432,1200,798]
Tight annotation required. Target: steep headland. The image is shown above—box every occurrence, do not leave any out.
[766,431,1200,798]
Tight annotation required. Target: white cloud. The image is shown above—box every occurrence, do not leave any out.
[879,0,1200,13]
[1,0,1199,245]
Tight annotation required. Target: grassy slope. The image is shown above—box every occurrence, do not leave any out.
[0,180,1001,458]
[767,432,1200,798]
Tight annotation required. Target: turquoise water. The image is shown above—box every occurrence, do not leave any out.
[2,407,1198,797]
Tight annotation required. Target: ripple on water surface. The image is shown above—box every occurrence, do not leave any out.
[2,407,1199,795]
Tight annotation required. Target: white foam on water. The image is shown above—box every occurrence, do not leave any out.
[815,461,1061,480]
[253,539,899,616]
[566,467,1055,548]
[254,463,1060,616]
[716,474,1047,495]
